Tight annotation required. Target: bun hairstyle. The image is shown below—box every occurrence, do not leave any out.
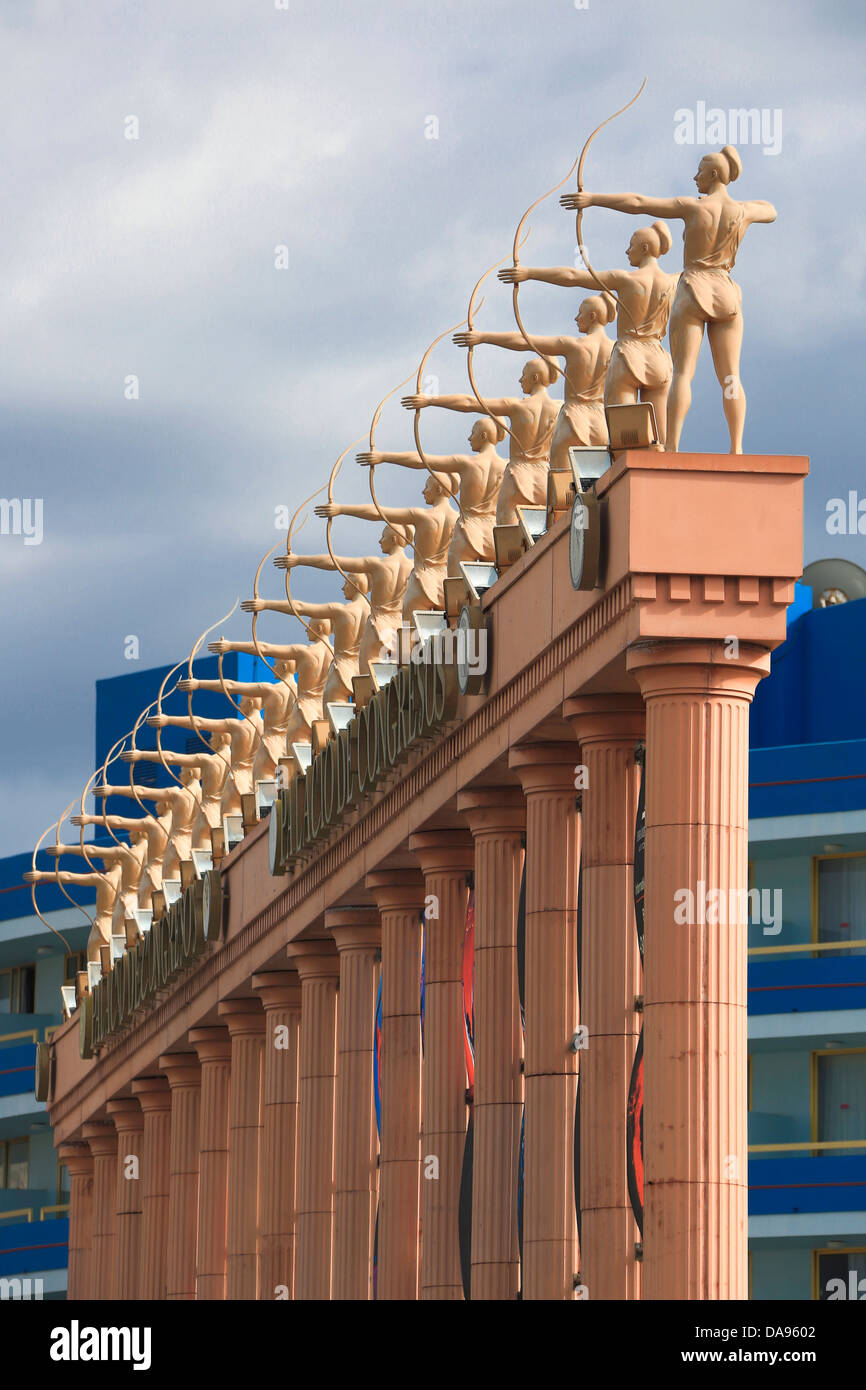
[584,293,617,326]
[640,220,673,257]
[388,523,413,548]
[527,356,559,387]
[474,416,507,445]
[444,471,462,499]
[707,145,742,185]
[349,570,371,595]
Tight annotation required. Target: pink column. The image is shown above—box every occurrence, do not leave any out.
[627,640,770,1300]
[252,971,302,1301]
[408,831,474,1301]
[510,744,580,1301]
[457,788,526,1301]
[326,911,381,1301]
[131,1076,171,1301]
[189,1025,232,1300]
[286,941,340,1300]
[365,869,426,1301]
[218,999,265,1300]
[58,1143,93,1300]
[82,1122,117,1300]
[158,1052,202,1301]
[564,695,645,1301]
[106,1098,144,1300]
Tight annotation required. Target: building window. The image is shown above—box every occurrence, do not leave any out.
[814,854,866,956]
[815,1249,866,1300]
[814,1050,866,1145]
[0,1138,30,1190]
[0,965,36,1014]
[63,952,86,984]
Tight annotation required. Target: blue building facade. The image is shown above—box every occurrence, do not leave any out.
[748,589,866,1300]
[0,654,273,1298]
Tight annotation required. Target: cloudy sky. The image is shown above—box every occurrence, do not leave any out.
[1,0,865,854]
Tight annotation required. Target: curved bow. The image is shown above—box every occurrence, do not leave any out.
[465,245,528,452]
[281,481,332,646]
[151,660,188,794]
[511,158,581,393]
[30,802,84,948]
[367,368,418,543]
[414,318,467,518]
[573,79,647,332]
[80,730,130,874]
[184,600,241,767]
[128,686,177,819]
[326,433,373,600]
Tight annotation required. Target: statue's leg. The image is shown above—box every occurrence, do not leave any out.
[604,352,639,408]
[549,409,579,471]
[707,314,746,455]
[643,386,670,447]
[667,299,705,452]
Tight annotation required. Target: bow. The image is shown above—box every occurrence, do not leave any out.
[511,158,581,393]
[80,730,130,875]
[573,79,647,332]
[281,481,332,646]
[465,246,528,453]
[185,600,241,766]
[367,368,418,541]
[29,803,79,950]
[326,433,373,600]
[127,686,178,818]
[151,660,188,795]
[414,318,468,519]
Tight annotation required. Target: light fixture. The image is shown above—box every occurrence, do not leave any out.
[36,944,53,956]
[823,843,845,852]
[825,1040,844,1048]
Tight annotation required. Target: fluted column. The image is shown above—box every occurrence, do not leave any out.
[364,869,426,1301]
[58,1143,93,1300]
[626,640,770,1300]
[189,1026,232,1300]
[326,912,380,1301]
[510,744,580,1301]
[564,696,645,1301]
[106,1098,144,1300]
[457,788,526,1301]
[158,1052,201,1301]
[218,998,265,1300]
[131,1076,171,1301]
[286,941,340,1300]
[408,831,474,1301]
[251,971,302,1301]
[82,1122,117,1300]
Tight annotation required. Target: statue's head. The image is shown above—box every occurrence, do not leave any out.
[423,472,459,505]
[180,764,201,786]
[520,357,558,393]
[155,797,170,816]
[576,293,616,332]
[695,145,741,193]
[469,416,505,451]
[209,729,231,752]
[380,524,411,555]
[274,658,295,679]
[628,220,672,265]
[343,571,370,601]
[309,617,332,641]
[240,695,263,716]
[128,823,147,843]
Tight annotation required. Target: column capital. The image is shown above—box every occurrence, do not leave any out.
[326,915,382,954]
[57,1142,93,1178]
[189,1025,233,1063]
[626,639,771,700]
[106,1098,144,1134]
[364,867,426,912]
[131,1076,172,1112]
[408,829,475,876]
[158,1052,202,1088]
[286,938,341,981]
[509,742,577,795]
[563,693,646,745]
[457,786,526,835]
[217,997,266,1036]
[251,970,303,1010]
[82,1122,117,1157]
